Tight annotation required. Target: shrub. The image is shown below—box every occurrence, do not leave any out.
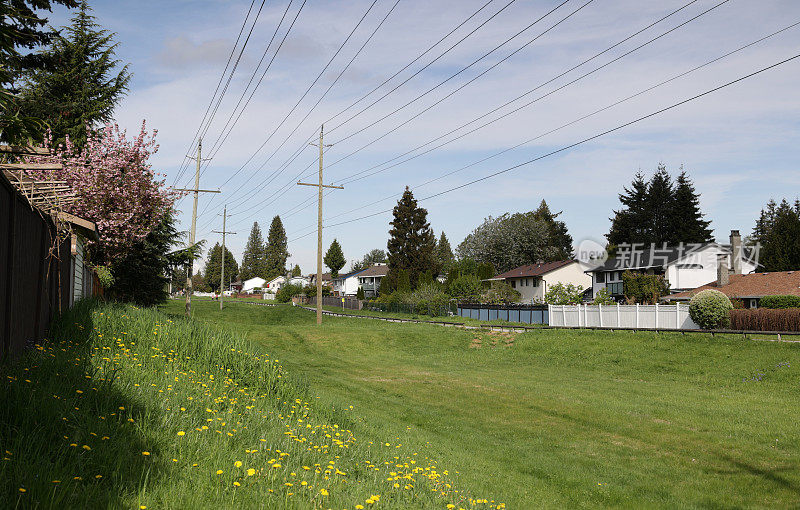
[591,287,615,305]
[303,284,331,297]
[544,282,584,305]
[759,295,800,309]
[356,286,365,300]
[689,289,733,329]
[730,308,800,331]
[621,271,670,304]
[481,281,520,304]
[275,283,303,303]
[449,275,482,303]
[411,282,450,316]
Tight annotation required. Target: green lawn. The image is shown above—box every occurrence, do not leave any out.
[172,301,800,508]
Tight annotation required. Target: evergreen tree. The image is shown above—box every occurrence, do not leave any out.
[324,239,346,278]
[532,200,573,259]
[351,248,386,272]
[18,1,131,148]
[203,242,239,292]
[607,171,650,246]
[754,199,800,271]
[607,167,712,246]
[434,232,454,273]
[291,264,301,277]
[240,222,266,281]
[385,187,436,290]
[264,215,289,279]
[671,170,713,243]
[0,0,79,143]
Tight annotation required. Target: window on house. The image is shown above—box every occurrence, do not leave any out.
[510,280,516,288]
[596,272,605,283]
[608,282,624,295]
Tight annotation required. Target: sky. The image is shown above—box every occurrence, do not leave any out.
[45,0,800,275]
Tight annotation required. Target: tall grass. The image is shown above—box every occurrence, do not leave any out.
[1,300,502,509]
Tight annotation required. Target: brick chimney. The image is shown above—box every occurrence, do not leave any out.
[730,229,742,275]
[717,253,729,287]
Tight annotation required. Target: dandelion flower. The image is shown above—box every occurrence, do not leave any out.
[177,431,185,436]
[247,468,255,476]
[142,451,150,456]
[234,460,242,468]
[18,488,26,493]
[233,482,241,487]
[82,445,91,451]
[216,470,223,475]
[320,488,329,496]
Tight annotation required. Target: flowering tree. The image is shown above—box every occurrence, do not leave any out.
[26,121,182,264]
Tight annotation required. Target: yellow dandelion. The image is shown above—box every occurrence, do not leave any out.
[142,451,150,456]
[246,468,256,476]
[320,488,329,496]
[177,431,185,436]
[216,470,223,475]
[82,445,91,451]
[234,460,242,468]
[18,488,26,493]
[233,482,241,487]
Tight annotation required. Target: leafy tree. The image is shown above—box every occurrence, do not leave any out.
[351,248,386,272]
[621,270,670,304]
[482,281,521,304]
[434,232,454,273]
[607,166,713,246]
[752,199,800,271]
[240,222,266,281]
[448,274,483,303]
[203,242,238,293]
[672,171,713,243]
[457,212,556,273]
[324,239,346,278]
[591,287,615,305]
[191,272,209,293]
[385,187,436,290]
[291,264,301,277]
[275,283,302,303]
[532,200,573,259]
[544,282,584,305]
[264,215,289,279]
[109,210,182,306]
[18,1,131,148]
[0,0,79,144]
[444,258,494,292]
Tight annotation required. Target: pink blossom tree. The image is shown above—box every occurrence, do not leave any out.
[27,121,184,264]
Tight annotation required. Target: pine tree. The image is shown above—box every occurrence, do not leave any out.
[532,199,573,259]
[435,232,454,273]
[324,239,346,278]
[757,199,800,271]
[291,264,301,277]
[264,215,289,279]
[203,242,239,292]
[607,171,650,246]
[386,187,436,290]
[240,222,266,281]
[647,166,674,244]
[671,170,713,243]
[18,0,130,148]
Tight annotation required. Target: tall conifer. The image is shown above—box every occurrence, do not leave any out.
[264,215,289,279]
[386,187,436,290]
[240,222,266,281]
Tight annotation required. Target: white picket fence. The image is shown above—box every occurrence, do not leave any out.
[548,303,699,330]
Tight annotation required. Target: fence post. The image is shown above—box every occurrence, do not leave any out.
[655,302,659,329]
[599,304,603,327]
[676,302,681,328]
[616,302,620,327]
[636,303,640,328]
[562,305,566,326]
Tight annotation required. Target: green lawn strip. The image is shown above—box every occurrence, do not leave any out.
[2,300,497,509]
[183,301,800,508]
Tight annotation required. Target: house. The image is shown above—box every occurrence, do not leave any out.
[242,277,266,293]
[355,263,390,297]
[332,268,367,296]
[308,272,333,289]
[664,270,800,309]
[586,230,759,300]
[264,275,309,295]
[487,260,591,303]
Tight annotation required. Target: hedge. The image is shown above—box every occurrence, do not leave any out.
[758,295,800,309]
[730,308,800,331]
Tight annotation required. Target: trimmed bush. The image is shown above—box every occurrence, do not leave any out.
[759,295,800,309]
[730,308,800,331]
[689,289,733,329]
[275,283,303,303]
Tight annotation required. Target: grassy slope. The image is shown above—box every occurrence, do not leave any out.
[177,301,800,508]
[1,301,493,509]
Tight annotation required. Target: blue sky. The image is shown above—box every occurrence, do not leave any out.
[46,0,800,274]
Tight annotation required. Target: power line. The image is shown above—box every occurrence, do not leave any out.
[287,51,800,242]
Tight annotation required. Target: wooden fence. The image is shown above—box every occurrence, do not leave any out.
[1,171,72,360]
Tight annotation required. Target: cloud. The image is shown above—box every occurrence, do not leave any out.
[157,36,237,70]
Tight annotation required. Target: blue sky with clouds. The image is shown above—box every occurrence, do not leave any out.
[46,0,800,274]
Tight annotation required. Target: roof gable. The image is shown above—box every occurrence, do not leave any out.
[492,260,575,279]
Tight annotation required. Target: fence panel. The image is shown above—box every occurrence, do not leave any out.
[548,303,699,330]
[456,304,549,325]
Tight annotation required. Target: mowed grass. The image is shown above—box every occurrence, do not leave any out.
[172,300,800,508]
[1,300,497,509]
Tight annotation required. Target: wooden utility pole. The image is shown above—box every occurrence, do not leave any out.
[176,137,219,318]
[297,125,342,325]
[212,205,236,311]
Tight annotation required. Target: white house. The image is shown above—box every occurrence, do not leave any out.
[242,277,266,293]
[332,268,367,296]
[586,230,759,300]
[264,275,309,296]
[355,263,389,297]
[488,260,591,303]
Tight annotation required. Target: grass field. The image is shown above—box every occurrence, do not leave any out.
[168,301,800,508]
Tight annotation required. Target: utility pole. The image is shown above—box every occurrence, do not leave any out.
[212,205,236,311]
[176,137,219,318]
[298,125,342,325]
